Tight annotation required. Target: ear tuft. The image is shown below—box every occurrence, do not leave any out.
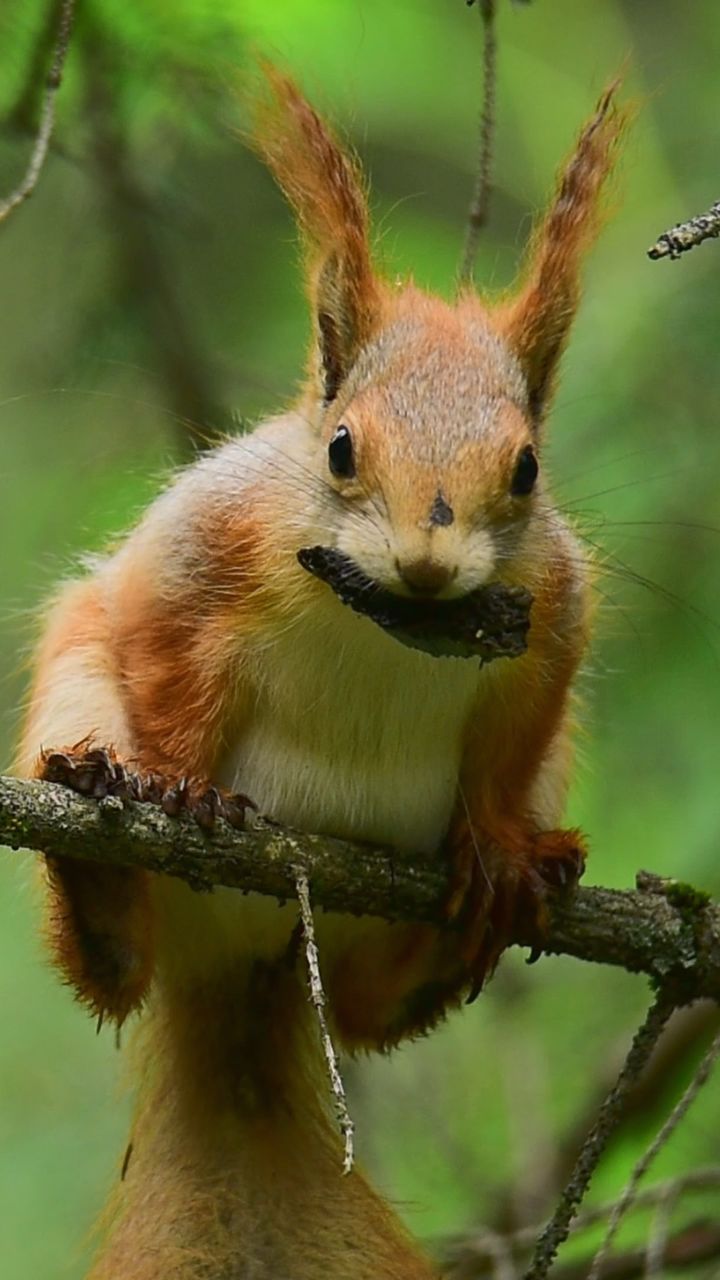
[250,63,382,401]
[496,81,630,421]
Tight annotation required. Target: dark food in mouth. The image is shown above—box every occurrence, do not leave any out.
[297,545,532,663]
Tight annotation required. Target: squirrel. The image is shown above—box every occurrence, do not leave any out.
[15,65,626,1280]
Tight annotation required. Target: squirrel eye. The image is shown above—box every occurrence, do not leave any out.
[328,426,355,479]
[511,445,539,497]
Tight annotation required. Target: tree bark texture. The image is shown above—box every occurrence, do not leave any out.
[1,774,719,1002]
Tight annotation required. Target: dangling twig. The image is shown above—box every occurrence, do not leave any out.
[523,992,676,1280]
[588,1027,720,1279]
[648,200,720,261]
[458,0,498,285]
[294,867,355,1175]
[0,0,77,225]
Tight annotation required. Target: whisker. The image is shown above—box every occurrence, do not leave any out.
[560,468,689,511]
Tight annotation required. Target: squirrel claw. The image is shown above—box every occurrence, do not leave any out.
[160,777,189,817]
[193,787,222,831]
[445,826,587,1000]
[187,785,253,832]
[40,744,255,833]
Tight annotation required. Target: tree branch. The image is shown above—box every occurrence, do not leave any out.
[647,200,720,261]
[459,0,498,285]
[0,0,76,225]
[587,1029,720,1279]
[78,11,225,459]
[523,994,677,1280]
[1,774,720,1001]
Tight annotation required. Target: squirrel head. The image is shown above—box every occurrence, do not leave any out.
[252,68,626,601]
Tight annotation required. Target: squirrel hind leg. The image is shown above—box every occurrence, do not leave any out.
[43,854,153,1027]
[324,920,468,1052]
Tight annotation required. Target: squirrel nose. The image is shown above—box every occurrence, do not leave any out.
[397,558,455,596]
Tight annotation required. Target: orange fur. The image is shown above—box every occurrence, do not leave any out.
[15,64,628,1278]
[17,585,155,1024]
[89,968,433,1280]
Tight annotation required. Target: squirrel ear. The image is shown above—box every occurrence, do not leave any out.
[315,252,369,402]
[251,64,381,402]
[496,82,628,422]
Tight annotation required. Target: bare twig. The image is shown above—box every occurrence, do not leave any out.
[0,0,76,225]
[442,1168,720,1276]
[648,201,720,261]
[459,0,498,284]
[545,1222,720,1280]
[588,1029,720,1279]
[554,1002,720,1189]
[644,1182,677,1279]
[522,994,677,1280]
[294,868,355,1174]
[446,1221,720,1280]
[78,13,224,458]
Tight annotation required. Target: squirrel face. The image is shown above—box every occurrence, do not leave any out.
[253,67,625,612]
[314,291,541,602]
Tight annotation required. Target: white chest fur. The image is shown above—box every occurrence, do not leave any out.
[154,596,481,981]
[219,595,481,856]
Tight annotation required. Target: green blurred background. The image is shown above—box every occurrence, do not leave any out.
[2,1,720,1276]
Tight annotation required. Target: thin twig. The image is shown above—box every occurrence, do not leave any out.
[644,1182,677,1279]
[451,1167,720,1255]
[553,1002,720,1189]
[294,868,355,1175]
[647,201,720,261]
[447,1222,720,1280]
[588,1028,720,1280]
[546,1223,720,1280]
[522,994,677,1280]
[459,0,497,284]
[479,1231,518,1280]
[78,11,224,458]
[442,1168,720,1275]
[0,0,76,224]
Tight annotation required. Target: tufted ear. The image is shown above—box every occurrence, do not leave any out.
[496,82,628,423]
[252,64,382,403]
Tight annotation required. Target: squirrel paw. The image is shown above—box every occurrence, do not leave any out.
[38,743,253,1024]
[445,827,586,1002]
[40,743,254,832]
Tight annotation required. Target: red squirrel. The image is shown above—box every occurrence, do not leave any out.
[16,66,626,1280]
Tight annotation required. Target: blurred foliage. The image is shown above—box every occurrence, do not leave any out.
[2,1,720,1276]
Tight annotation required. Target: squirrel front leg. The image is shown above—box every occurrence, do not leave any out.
[445,593,588,1000]
[16,580,154,1025]
[328,566,589,1047]
[17,576,248,1025]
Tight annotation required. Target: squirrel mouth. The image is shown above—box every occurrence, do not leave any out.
[296,545,532,664]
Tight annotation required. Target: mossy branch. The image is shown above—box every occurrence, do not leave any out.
[1,773,720,1001]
